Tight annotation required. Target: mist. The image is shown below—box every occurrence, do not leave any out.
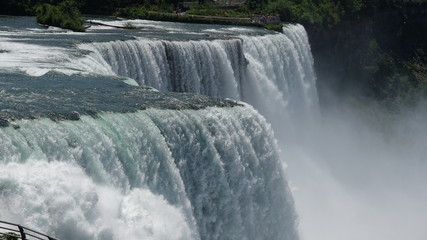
[280,93,427,240]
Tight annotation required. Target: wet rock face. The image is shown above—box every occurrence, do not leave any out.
[0,72,241,126]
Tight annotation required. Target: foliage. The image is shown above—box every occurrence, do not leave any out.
[2,0,425,18]
[363,39,427,110]
[0,232,19,240]
[405,49,427,93]
[36,0,85,32]
[265,0,343,25]
[186,3,251,18]
[264,23,284,31]
[245,0,269,11]
[79,0,177,14]
[244,0,427,26]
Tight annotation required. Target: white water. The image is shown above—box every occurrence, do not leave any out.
[0,20,304,240]
[75,23,427,240]
[0,38,74,76]
[0,107,298,240]
[77,24,319,134]
[77,38,243,99]
[2,18,426,240]
[0,161,192,240]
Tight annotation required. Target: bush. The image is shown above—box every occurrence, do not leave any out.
[266,0,343,25]
[0,232,19,240]
[36,0,85,32]
[186,2,251,18]
[362,39,427,110]
[264,23,284,31]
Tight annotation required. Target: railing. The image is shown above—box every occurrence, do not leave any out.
[0,221,59,240]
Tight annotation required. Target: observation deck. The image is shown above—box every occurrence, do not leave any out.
[0,220,59,240]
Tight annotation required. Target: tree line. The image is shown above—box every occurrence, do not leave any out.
[2,0,185,15]
[245,0,426,25]
[2,0,424,24]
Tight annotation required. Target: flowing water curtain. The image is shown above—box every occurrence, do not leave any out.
[0,107,298,240]
[78,39,243,99]
[77,24,319,132]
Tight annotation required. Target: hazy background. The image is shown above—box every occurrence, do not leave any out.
[281,94,427,240]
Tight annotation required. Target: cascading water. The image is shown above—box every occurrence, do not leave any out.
[69,21,330,240]
[77,24,319,134]
[78,39,244,99]
[0,17,302,240]
[6,15,425,240]
[0,106,298,240]
[56,17,427,240]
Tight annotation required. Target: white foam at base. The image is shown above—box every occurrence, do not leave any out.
[0,160,194,240]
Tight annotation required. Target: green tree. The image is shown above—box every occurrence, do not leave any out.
[36,0,85,31]
[245,0,269,11]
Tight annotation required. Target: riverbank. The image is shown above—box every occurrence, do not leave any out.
[114,8,284,32]
[1,0,284,32]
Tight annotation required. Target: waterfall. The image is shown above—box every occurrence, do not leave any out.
[0,19,313,240]
[78,24,319,133]
[78,39,244,100]
[0,107,298,240]
[241,25,319,127]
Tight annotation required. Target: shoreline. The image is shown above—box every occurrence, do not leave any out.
[114,10,284,32]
